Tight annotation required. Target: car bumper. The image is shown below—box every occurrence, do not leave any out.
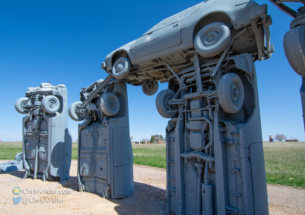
[249,4,274,60]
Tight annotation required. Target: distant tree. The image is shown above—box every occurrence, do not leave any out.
[142,138,149,144]
[155,135,161,143]
[275,134,287,142]
[150,135,155,143]
[160,135,164,141]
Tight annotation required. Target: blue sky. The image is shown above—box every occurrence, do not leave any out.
[0,0,304,142]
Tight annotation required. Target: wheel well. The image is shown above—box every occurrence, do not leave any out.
[193,12,233,40]
[111,50,129,67]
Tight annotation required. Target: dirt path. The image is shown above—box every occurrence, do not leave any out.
[0,160,304,215]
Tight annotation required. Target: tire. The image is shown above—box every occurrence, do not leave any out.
[15,153,23,161]
[142,80,159,96]
[69,101,84,121]
[218,73,244,113]
[112,57,131,80]
[100,93,120,116]
[42,96,60,114]
[15,98,30,114]
[290,14,305,29]
[194,22,231,57]
[284,26,305,77]
[156,89,178,118]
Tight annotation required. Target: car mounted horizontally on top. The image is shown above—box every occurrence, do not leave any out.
[101,0,273,96]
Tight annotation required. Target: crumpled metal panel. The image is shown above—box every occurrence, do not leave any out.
[0,153,24,173]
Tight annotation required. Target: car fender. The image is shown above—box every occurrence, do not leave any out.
[227,53,255,77]
[104,40,136,72]
[181,0,259,44]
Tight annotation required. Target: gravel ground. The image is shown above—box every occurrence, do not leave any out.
[0,160,304,215]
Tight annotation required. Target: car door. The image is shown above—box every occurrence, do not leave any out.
[133,15,181,58]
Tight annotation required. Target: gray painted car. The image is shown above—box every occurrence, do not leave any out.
[0,153,23,173]
[161,53,269,214]
[102,0,273,96]
[270,0,305,128]
[68,79,134,199]
[15,83,72,182]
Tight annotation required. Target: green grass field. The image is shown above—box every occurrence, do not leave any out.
[132,142,305,189]
[0,142,79,160]
[133,144,166,168]
[71,143,78,159]
[1,141,304,188]
[0,142,23,160]
[263,142,305,188]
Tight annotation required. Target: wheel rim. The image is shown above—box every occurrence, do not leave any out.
[230,83,240,105]
[74,105,81,115]
[116,63,124,73]
[144,80,153,91]
[201,30,220,47]
[164,96,173,110]
[108,98,116,110]
[114,59,125,74]
[21,101,27,110]
[48,100,56,108]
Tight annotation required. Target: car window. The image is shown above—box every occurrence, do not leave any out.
[142,3,199,36]
[142,15,178,36]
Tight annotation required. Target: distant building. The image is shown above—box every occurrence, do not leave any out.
[269,135,273,142]
[285,138,299,142]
